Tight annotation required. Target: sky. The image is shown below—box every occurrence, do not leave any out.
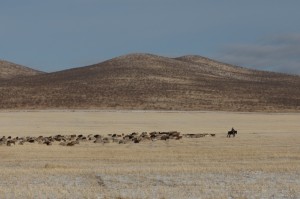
[1,0,300,74]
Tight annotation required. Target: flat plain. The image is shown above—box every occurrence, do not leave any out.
[0,110,300,198]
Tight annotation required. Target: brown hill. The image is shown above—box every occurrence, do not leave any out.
[0,60,43,79]
[0,53,300,111]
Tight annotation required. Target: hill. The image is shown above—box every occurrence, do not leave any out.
[0,53,299,111]
[0,60,43,79]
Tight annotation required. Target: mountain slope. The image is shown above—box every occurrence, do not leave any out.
[0,53,299,111]
[0,60,43,79]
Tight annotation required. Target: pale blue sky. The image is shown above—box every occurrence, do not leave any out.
[1,0,300,74]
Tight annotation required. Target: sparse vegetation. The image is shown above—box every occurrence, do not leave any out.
[1,53,300,111]
[0,60,43,79]
[1,53,300,198]
[0,111,299,198]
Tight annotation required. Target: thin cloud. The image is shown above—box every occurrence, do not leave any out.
[217,34,300,75]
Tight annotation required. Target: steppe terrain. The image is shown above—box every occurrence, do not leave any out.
[0,60,43,79]
[1,54,299,198]
[1,53,300,111]
[0,110,299,198]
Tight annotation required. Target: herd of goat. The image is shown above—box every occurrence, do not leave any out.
[0,129,237,147]
[0,131,227,147]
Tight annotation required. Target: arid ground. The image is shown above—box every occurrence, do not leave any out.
[0,111,299,198]
[2,54,300,112]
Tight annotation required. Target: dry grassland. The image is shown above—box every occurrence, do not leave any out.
[0,111,300,199]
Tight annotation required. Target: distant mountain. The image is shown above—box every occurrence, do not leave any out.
[0,53,299,112]
[0,60,43,79]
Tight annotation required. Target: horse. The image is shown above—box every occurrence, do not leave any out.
[227,129,237,137]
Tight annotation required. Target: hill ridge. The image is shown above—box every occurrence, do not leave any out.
[0,59,44,79]
[0,53,299,112]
